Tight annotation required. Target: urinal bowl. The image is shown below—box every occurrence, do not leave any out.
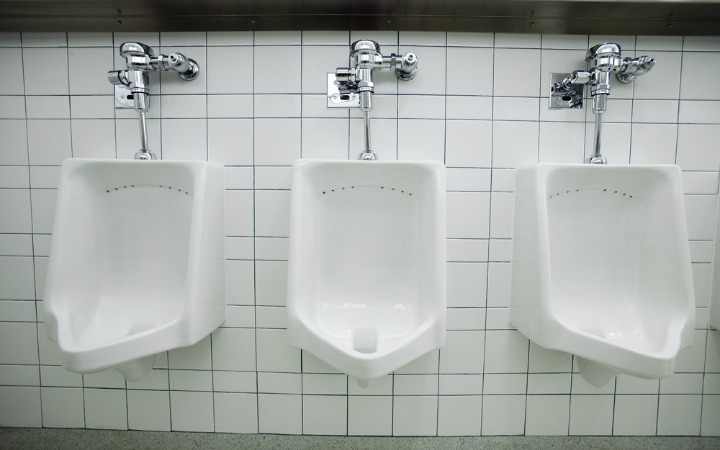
[510,163,695,386]
[44,158,225,380]
[287,160,446,381]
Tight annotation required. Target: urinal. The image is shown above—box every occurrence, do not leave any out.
[510,163,695,386]
[44,158,225,381]
[287,160,446,381]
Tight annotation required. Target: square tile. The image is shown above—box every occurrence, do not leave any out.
[438,396,482,436]
[393,396,438,436]
[394,375,438,396]
[525,395,570,435]
[256,328,301,372]
[440,331,485,374]
[701,395,720,436]
[0,322,38,364]
[214,392,258,433]
[41,387,84,428]
[225,190,254,237]
[447,262,487,308]
[254,118,301,165]
[0,386,42,427]
[23,48,68,95]
[481,395,526,435]
[71,119,116,159]
[613,395,658,435]
[208,118,253,165]
[258,372,301,394]
[211,328,256,371]
[68,47,114,95]
[657,394,702,435]
[27,120,72,165]
[170,391,214,432]
[445,120,492,167]
[348,396,392,435]
[303,395,347,435]
[397,119,445,162]
[446,192,490,239]
[168,335,211,370]
[569,395,614,435]
[161,119,207,160]
[0,189,31,233]
[494,49,541,97]
[255,47,301,93]
[258,394,302,434]
[447,47,493,96]
[483,330,529,373]
[492,121,539,168]
[630,123,678,164]
[301,118,349,160]
[84,388,127,429]
[0,48,24,94]
[207,46,253,94]
[397,47,446,95]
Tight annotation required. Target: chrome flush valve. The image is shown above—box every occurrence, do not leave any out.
[107,42,200,160]
[333,40,419,160]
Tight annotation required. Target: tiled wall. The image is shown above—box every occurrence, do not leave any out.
[0,30,719,436]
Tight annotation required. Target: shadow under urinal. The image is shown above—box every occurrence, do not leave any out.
[510,163,695,387]
[287,159,447,382]
[44,158,225,381]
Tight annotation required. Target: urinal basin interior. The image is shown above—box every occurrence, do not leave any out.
[510,163,694,378]
[288,160,446,378]
[44,158,225,373]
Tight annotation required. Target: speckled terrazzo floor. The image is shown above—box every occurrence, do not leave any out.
[2,429,720,450]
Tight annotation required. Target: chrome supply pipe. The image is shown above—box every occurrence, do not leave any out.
[107,42,199,160]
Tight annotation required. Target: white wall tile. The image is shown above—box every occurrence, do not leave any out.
[208,118,253,165]
[446,192,490,239]
[681,53,720,100]
[258,372,301,394]
[492,121,539,168]
[71,119,116,159]
[568,395,614,435]
[211,328,256,371]
[214,392,258,433]
[84,388,127,430]
[170,391,214,432]
[447,32,494,48]
[303,395,347,435]
[41,387,84,428]
[613,395,659,435]
[207,46,253,94]
[634,52,681,99]
[483,330,529,373]
[393,396,438,436]
[27,120,72,164]
[301,118,349,159]
[494,48,541,97]
[0,49,24,95]
[701,395,720,436]
[445,120,492,167]
[255,47,301,93]
[447,47,493,96]
[437,396,482,436]
[0,322,38,364]
[256,329,301,372]
[630,123,678,164]
[0,386,42,427]
[397,119,445,162]
[398,47,445,95]
[481,395,525,435]
[254,118,301,165]
[348,395,392,435]
[168,336,212,370]
[657,394,702,435]
[526,395,570,435]
[447,263,487,308]
[23,48,68,95]
[128,390,170,431]
[68,47,114,95]
[258,394,302,434]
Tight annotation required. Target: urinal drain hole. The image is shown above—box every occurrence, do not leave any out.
[321,185,413,196]
[105,184,190,195]
[549,188,633,199]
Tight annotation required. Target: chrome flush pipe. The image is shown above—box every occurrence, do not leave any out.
[335,40,418,160]
[107,42,199,160]
[552,43,655,164]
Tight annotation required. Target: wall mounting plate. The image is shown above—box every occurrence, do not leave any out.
[549,73,584,110]
[114,85,135,109]
[327,73,360,108]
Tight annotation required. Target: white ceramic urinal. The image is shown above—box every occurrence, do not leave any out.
[510,163,695,387]
[287,160,446,381]
[44,158,225,381]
